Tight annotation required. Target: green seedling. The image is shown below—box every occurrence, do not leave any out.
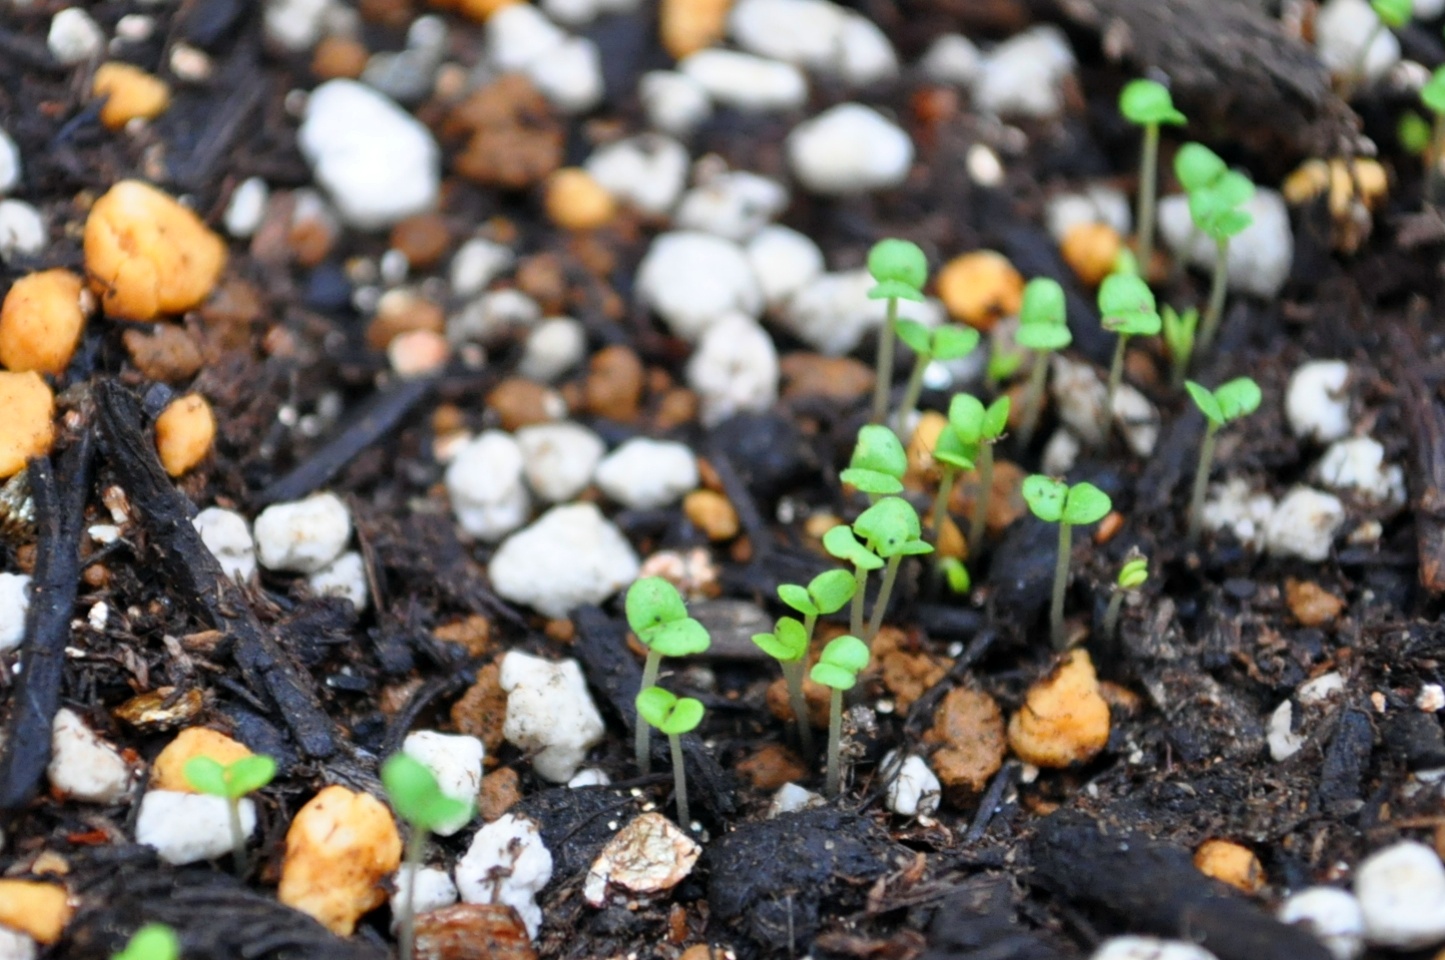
[1102,550,1148,642]
[1161,304,1199,387]
[1098,272,1161,439]
[1400,111,1433,156]
[1022,476,1113,650]
[866,239,928,425]
[809,635,869,797]
[1174,142,1227,194]
[1421,67,1445,206]
[1015,277,1072,447]
[823,524,884,638]
[1175,144,1253,352]
[635,686,704,828]
[926,405,977,577]
[1185,377,1262,543]
[840,424,907,498]
[112,924,180,960]
[853,496,933,643]
[625,576,710,775]
[1119,79,1186,269]
[947,393,1011,553]
[183,753,276,878]
[893,321,980,435]
[939,557,971,595]
[382,753,474,960]
[771,569,857,756]
[985,338,1024,387]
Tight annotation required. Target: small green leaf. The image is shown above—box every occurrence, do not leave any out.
[636,685,679,729]
[382,753,471,833]
[811,635,870,690]
[777,583,815,616]
[1174,142,1226,193]
[1371,0,1411,28]
[1098,273,1160,336]
[947,394,987,443]
[636,686,704,734]
[1015,322,1073,353]
[895,538,935,557]
[932,325,981,361]
[643,618,711,657]
[808,569,857,614]
[940,557,971,594]
[932,429,978,471]
[626,577,688,635]
[810,663,858,690]
[823,524,884,571]
[1214,377,1262,422]
[1188,174,1255,241]
[183,757,228,798]
[658,696,705,735]
[1062,482,1112,526]
[224,755,277,798]
[987,348,1023,382]
[1423,66,1445,116]
[1113,247,1141,277]
[854,496,923,559]
[1185,380,1224,425]
[983,397,1011,439]
[1119,79,1186,126]
[1400,111,1432,154]
[1019,277,1066,327]
[839,468,905,495]
[113,924,180,960]
[894,319,932,355]
[1022,475,1066,523]
[1117,556,1149,589]
[866,238,927,302]
[752,616,809,662]
[1161,305,1198,367]
[843,425,907,493]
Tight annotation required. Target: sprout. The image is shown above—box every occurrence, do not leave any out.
[1175,144,1254,352]
[945,393,1010,554]
[1097,272,1161,439]
[823,524,884,638]
[112,924,180,960]
[939,557,971,594]
[840,424,907,498]
[853,496,933,643]
[382,753,474,960]
[1102,549,1148,642]
[1161,304,1199,388]
[183,753,276,878]
[625,576,711,774]
[809,635,869,797]
[1422,67,1445,206]
[926,405,977,579]
[867,239,928,425]
[1022,476,1113,649]
[1119,79,1186,269]
[1174,143,1227,194]
[773,571,857,757]
[893,320,980,435]
[636,686,705,828]
[1015,277,1071,447]
[1185,377,1262,542]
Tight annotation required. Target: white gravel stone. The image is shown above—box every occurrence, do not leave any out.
[1301,671,1347,704]
[489,503,640,618]
[1316,0,1400,83]
[1114,384,1160,457]
[745,224,824,309]
[402,731,483,836]
[487,3,566,72]
[779,269,944,355]
[679,50,808,112]
[1041,428,1082,476]
[264,0,332,51]
[449,289,542,344]
[0,929,35,960]
[390,866,458,931]
[568,767,611,787]
[1279,887,1366,960]
[136,790,257,865]
[0,201,45,262]
[787,103,913,195]
[307,551,368,611]
[639,71,712,137]
[1203,477,1276,550]
[527,36,604,114]
[193,507,257,582]
[1417,0,1445,17]
[595,438,699,509]
[518,317,586,382]
[1355,841,1445,949]
[836,14,899,86]
[728,0,844,69]
[450,237,515,299]
[769,782,824,816]
[973,25,1076,118]
[1156,188,1293,298]
[920,33,982,87]
[674,169,789,242]
[585,133,690,217]
[687,314,779,427]
[456,813,553,939]
[882,751,940,817]
[254,492,352,574]
[1045,185,1133,242]
[1090,937,1219,960]
[0,572,29,652]
[584,812,701,906]
[1316,437,1406,507]
[499,651,606,782]
[1287,361,1351,443]
[636,231,762,340]
[48,7,105,65]
[516,421,606,504]
[1048,354,1109,447]
[542,0,640,26]
[0,127,20,195]
[1268,700,1305,762]
[48,708,131,803]
[223,177,268,238]
[1418,684,1445,712]
[297,80,440,230]
[1266,487,1346,562]
[445,431,531,542]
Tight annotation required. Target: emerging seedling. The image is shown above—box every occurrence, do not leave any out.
[893,320,980,435]
[382,753,473,960]
[1119,79,1186,269]
[1015,277,1071,447]
[1185,377,1262,543]
[823,524,884,638]
[939,557,971,595]
[926,405,977,575]
[852,496,933,642]
[1102,550,1148,642]
[768,569,857,755]
[112,924,180,960]
[840,424,907,499]
[1161,304,1199,387]
[183,753,276,878]
[866,239,928,425]
[809,635,869,797]
[1098,272,1161,438]
[1022,476,1113,650]
[635,686,704,828]
[947,393,1011,552]
[1175,144,1254,351]
[625,577,710,774]
[1421,67,1445,206]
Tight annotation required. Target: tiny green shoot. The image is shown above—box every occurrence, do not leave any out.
[893,321,980,436]
[635,686,705,827]
[1102,549,1148,642]
[840,424,908,498]
[823,523,884,638]
[761,571,855,759]
[926,405,977,576]
[112,924,180,960]
[985,338,1024,387]
[1161,304,1199,388]
[1119,79,1186,269]
[1015,277,1071,447]
[947,393,1010,553]
[1421,67,1445,206]
[1175,145,1254,352]
[1174,142,1226,194]
[1400,111,1432,156]
[1184,377,1262,543]
[852,496,933,643]
[866,239,928,425]
[809,635,869,797]
[1022,476,1113,650]
[183,753,276,878]
[625,577,711,775]
[1098,272,1161,439]
[939,557,971,595]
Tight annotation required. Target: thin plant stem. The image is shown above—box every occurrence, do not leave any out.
[825,688,843,797]
[928,465,957,552]
[1104,334,1128,442]
[1187,424,1219,543]
[1430,112,1445,208]
[1102,589,1124,642]
[1199,238,1229,352]
[782,660,814,759]
[397,826,426,960]
[669,733,689,828]
[895,353,930,438]
[803,611,817,644]
[1050,521,1073,650]
[1137,123,1160,269]
[871,299,899,424]
[635,650,662,775]
[968,442,994,553]
[227,798,247,879]
[1019,351,1049,447]
[849,565,867,638]
[865,554,902,644]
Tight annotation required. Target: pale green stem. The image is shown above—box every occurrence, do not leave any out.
[825,688,843,797]
[1019,351,1049,447]
[1430,113,1445,208]
[397,825,426,960]
[849,565,867,638]
[228,797,247,879]
[1187,423,1219,544]
[968,442,994,553]
[635,650,662,774]
[1050,521,1073,650]
[895,352,930,438]
[871,299,899,424]
[1103,588,1124,643]
[1199,238,1229,352]
[928,465,957,551]
[802,611,817,643]
[669,733,689,828]
[782,660,814,759]
[1137,123,1160,269]
[865,554,902,644]
[1104,334,1128,442]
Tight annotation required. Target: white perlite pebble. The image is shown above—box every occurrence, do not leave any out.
[639,71,712,137]
[519,317,586,383]
[457,813,553,939]
[527,36,604,115]
[568,767,611,787]
[1418,684,1445,712]
[0,127,20,195]
[307,551,369,611]
[745,224,823,308]
[450,237,515,299]
[674,170,789,243]
[1266,487,1345,562]
[1267,700,1305,762]
[1316,0,1401,83]
[264,0,332,52]
[0,572,30,652]
[1090,937,1220,960]
[882,751,940,817]
[0,201,45,262]
[1355,841,1445,949]
[920,34,982,88]
[542,0,641,26]
[595,438,700,509]
[1203,478,1276,550]
[402,731,484,836]
[1042,428,1082,476]
[487,3,565,73]
[449,289,542,344]
[835,15,899,87]
[1287,361,1351,443]
[192,507,257,582]
[1045,186,1133,242]
[48,708,131,803]
[297,80,440,230]
[0,928,35,960]
[787,103,913,195]
[728,0,897,86]
[679,50,809,112]
[687,314,779,427]
[769,782,824,817]
[1157,188,1293,298]
[254,492,352,574]
[1316,437,1405,507]
[780,269,944,356]
[500,651,606,782]
[1279,887,1366,960]
[223,177,268,238]
[636,231,762,340]
[489,503,640,618]
[136,790,257,865]
[445,431,531,542]
[516,422,606,504]
[585,134,690,217]
[48,7,105,65]
[973,26,1077,118]
[390,866,458,932]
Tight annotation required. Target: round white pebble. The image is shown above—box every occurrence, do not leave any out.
[402,731,484,836]
[390,866,458,932]
[499,652,606,783]
[445,431,531,542]
[1316,437,1405,507]
[1090,937,1220,960]
[518,317,587,383]
[307,551,369,611]
[487,3,566,73]
[516,421,606,504]
[263,0,332,52]
[679,50,809,112]
[0,201,45,262]
[1355,841,1445,949]
[1265,487,1345,562]
[779,269,943,356]
[1279,886,1366,960]
[457,812,553,939]
[450,237,515,299]
[223,177,268,238]
[595,438,699,509]
[786,103,913,195]
[0,572,30,652]
[488,503,640,618]
[639,71,712,137]
[47,708,132,804]
[527,36,603,114]
[1156,188,1293,298]
[253,492,353,574]
[0,928,36,960]
[636,230,763,340]
[674,170,789,243]
[136,790,257,865]
[48,7,105,65]
[745,224,824,308]
[687,314,779,427]
[973,25,1076,118]
[0,127,19,195]
[1316,0,1400,82]
[920,33,982,87]
[882,751,941,817]
[585,133,690,217]
[1286,361,1351,442]
[193,507,257,582]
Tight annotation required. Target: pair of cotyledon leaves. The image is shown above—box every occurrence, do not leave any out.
[824,497,933,570]
[1185,377,1262,427]
[753,570,858,662]
[625,576,711,657]
[1021,476,1113,527]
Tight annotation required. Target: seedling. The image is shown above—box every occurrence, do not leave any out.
[925,404,977,573]
[635,686,704,827]
[939,557,971,595]
[892,320,980,435]
[625,576,711,774]
[1015,277,1071,447]
[1421,67,1445,206]
[1174,142,1226,194]
[1022,476,1113,649]
[1102,550,1148,642]
[752,616,813,756]
[1185,377,1262,542]
[840,424,907,498]
[381,753,473,960]
[809,635,869,797]
[985,338,1024,388]
[183,753,276,878]
[866,239,928,425]
[112,924,180,960]
[1098,272,1161,438]
[1175,144,1254,351]
[947,393,1010,552]
[852,496,933,643]
[823,524,884,638]
[1161,304,1199,387]
[1119,79,1186,269]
